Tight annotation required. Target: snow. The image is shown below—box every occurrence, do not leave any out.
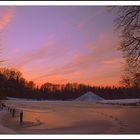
[74,91,140,106]
[98,98,140,105]
[7,96,140,106]
[7,97,46,102]
[7,97,62,103]
[0,110,15,134]
[1,96,140,134]
[75,91,104,102]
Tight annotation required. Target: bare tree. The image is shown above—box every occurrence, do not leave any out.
[114,6,140,87]
[120,61,140,87]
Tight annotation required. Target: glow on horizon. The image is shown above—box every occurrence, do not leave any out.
[0,6,124,87]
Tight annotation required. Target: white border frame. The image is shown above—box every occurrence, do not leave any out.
[0,1,139,6]
[0,1,140,139]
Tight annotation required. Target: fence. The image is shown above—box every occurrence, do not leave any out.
[0,102,24,125]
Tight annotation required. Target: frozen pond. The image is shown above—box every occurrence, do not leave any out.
[1,99,140,134]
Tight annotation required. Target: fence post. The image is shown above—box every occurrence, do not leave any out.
[12,108,15,117]
[2,103,6,108]
[20,112,23,124]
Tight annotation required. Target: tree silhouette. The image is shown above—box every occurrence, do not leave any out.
[0,67,139,100]
[114,6,140,87]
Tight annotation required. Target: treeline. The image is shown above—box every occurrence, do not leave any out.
[0,68,139,100]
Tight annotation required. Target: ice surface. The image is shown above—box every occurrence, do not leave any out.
[0,110,15,134]
[1,97,140,134]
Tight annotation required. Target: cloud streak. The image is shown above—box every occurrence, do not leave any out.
[14,36,70,69]
[16,39,55,67]
[32,30,122,86]
[2,6,122,87]
[0,7,15,30]
[76,8,105,30]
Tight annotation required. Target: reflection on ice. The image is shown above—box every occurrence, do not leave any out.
[2,99,140,134]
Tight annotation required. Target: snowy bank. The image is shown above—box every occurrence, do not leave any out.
[75,91,104,102]
[98,98,140,106]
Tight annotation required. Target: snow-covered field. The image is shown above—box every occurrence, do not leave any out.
[98,98,140,105]
[1,93,140,134]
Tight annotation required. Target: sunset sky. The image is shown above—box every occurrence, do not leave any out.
[0,6,124,86]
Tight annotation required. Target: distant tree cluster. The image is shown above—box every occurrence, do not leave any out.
[0,68,139,100]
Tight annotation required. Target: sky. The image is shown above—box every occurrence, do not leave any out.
[0,6,124,87]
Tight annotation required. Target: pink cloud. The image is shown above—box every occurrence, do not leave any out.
[14,41,53,68]
[87,31,119,53]
[15,29,122,87]
[76,8,105,30]
[14,37,69,68]
[33,30,122,86]
[0,7,15,30]
[101,58,124,65]
[76,17,90,30]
